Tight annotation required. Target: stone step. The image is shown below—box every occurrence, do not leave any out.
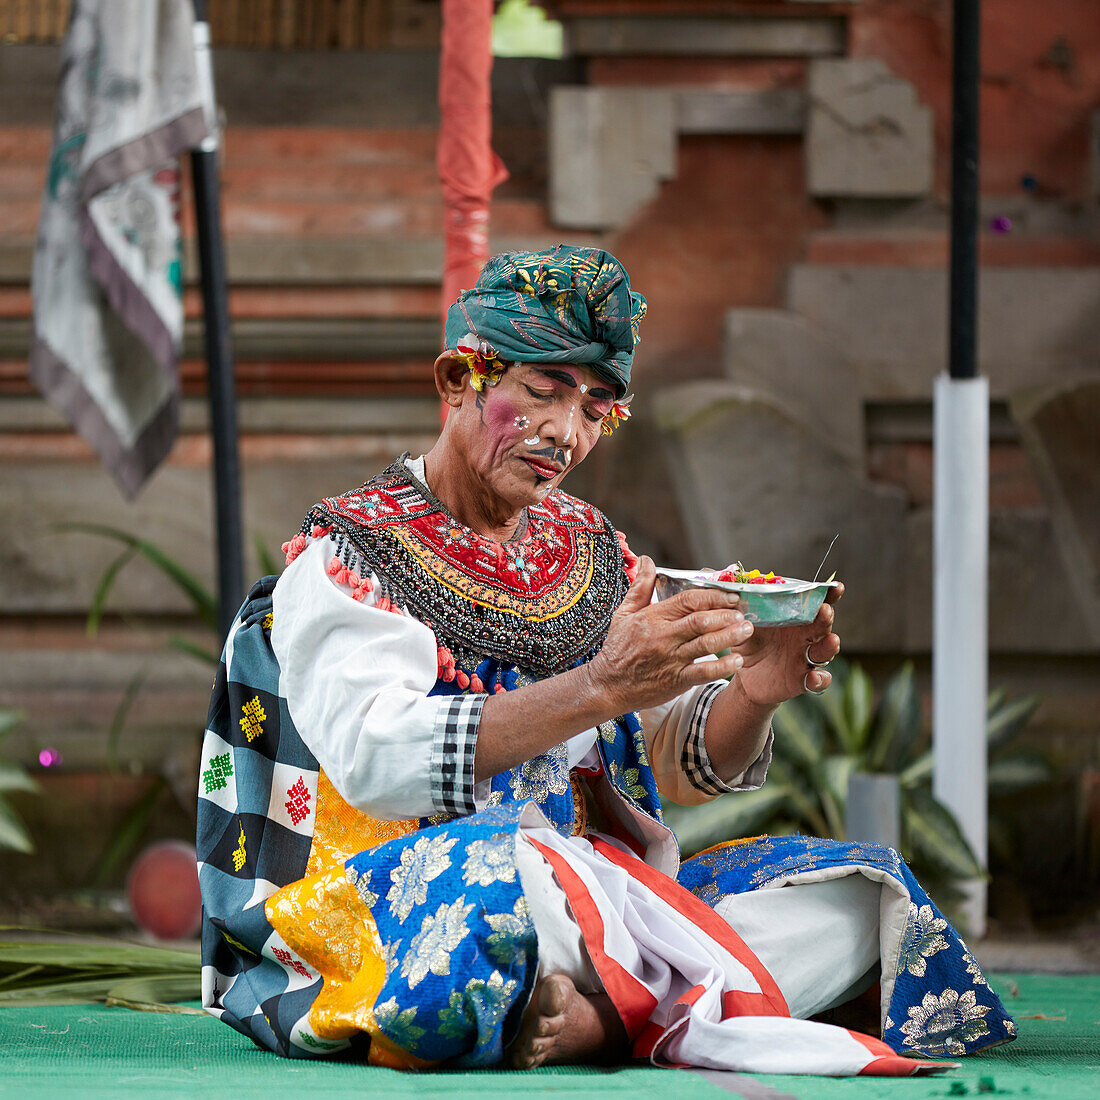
[561,14,847,58]
[0,159,446,203]
[653,379,909,651]
[0,194,555,240]
[0,284,441,322]
[1011,381,1100,643]
[0,125,439,165]
[4,45,582,131]
[806,232,1100,269]
[0,422,439,617]
[787,264,1100,398]
[651,379,1098,654]
[0,359,438,400]
[0,230,608,285]
[0,316,440,362]
[0,393,439,434]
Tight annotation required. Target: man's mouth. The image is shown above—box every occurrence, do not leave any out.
[523,456,563,480]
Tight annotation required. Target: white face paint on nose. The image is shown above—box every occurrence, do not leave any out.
[579,384,588,394]
[523,435,540,446]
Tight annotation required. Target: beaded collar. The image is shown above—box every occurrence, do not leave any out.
[295,457,629,678]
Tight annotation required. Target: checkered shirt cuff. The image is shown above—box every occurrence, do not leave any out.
[431,694,485,817]
[680,681,774,796]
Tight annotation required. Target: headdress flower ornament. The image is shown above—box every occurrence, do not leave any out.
[455,332,507,392]
[601,394,633,436]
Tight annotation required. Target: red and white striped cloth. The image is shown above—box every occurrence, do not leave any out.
[525,828,956,1078]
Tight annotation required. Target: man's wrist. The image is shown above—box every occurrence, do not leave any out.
[726,673,779,729]
[574,657,617,723]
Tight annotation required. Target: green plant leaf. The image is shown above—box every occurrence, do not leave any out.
[0,799,33,854]
[0,708,26,739]
[86,545,138,637]
[0,763,39,796]
[812,755,857,838]
[105,669,148,772]
[767,758,831,837]
[105,974,203,1014]
[899,749,933,788]
[167,634,219,667]
[867,660,922,772]
[901,688,1043,788]
[987,747,1053,796]
[810,656,854,753]
[771,696,825,772]
[986,693,1041,752]
[0,934,199,1008]
[61,523,217,632]
[663,786,791,857]
[88,776,167,887]
[254,533,282,579]
[841,663,875,754]
[987,815,1015,865]
[0,932,199,970]
[904,787,983,880]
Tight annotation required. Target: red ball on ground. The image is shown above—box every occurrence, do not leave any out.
[127,840,202,941]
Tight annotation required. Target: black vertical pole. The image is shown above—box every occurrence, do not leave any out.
[949,0,981,380]
[191,0,244,643]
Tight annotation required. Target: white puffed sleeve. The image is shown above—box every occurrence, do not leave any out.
[640,680,772,807]
[271,537,486,820]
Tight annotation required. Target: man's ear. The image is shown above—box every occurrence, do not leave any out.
[434,353,469,408]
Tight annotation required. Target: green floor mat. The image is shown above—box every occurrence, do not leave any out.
[0,973,1095,1099]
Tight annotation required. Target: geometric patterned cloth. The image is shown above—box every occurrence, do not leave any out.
[678,835,1017,1058]
[198,577,661,1062]
[198,577,329,1057]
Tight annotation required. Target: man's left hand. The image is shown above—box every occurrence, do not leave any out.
[731,583,844,707]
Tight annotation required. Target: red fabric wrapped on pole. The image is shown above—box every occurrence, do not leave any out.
[438,0,509,423]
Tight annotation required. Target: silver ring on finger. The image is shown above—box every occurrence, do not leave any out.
[805,642,831,669]
[803,671,828,696]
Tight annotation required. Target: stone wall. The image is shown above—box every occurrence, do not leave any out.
[2,1,1099,908]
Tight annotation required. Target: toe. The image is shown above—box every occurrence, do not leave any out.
[540,974,572,1017]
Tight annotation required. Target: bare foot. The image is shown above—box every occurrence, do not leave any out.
[507,973,628,1069]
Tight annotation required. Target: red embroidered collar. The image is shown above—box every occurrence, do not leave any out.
[297,458,629,678]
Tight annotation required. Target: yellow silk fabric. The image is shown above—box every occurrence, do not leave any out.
[264,771,427,1067]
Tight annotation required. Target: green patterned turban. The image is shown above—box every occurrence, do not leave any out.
[443,246,646,398]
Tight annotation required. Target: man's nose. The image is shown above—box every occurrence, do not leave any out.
[545,402,578,449]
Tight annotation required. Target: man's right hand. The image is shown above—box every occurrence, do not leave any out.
[588,556,750,715]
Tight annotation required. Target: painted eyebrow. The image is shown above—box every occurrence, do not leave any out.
[531,368,615,401]
[532,368,578,388]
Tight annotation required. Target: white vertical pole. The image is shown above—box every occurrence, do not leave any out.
[933,373,989,937]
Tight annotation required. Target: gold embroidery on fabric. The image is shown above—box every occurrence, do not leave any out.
[570,771,587,837]
[392,526,596,623]
[232,821,247,871]
[240,696,266,742]
[221,929,255,955]
[264,770,429,1066]
[692,835,765,860]
[387,834,459,924]
[305,770,418,876]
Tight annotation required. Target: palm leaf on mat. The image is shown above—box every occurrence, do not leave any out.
[0,929,200,1012]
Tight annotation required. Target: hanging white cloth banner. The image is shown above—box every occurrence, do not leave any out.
[29,0,211,497]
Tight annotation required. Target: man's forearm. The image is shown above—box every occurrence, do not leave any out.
[701,676,776,784]
[472,663,622,783]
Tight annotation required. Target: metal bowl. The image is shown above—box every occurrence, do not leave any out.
[654,568,840,626]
